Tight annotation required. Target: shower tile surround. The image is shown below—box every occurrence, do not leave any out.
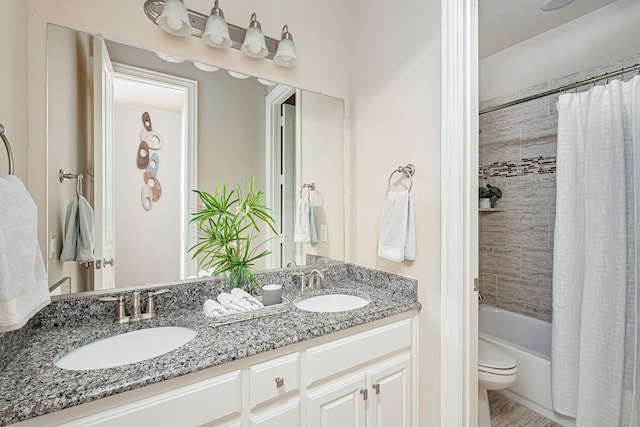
[479,52,640,322]
[0,263,419,425]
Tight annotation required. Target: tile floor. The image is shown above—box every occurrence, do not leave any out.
[489,391,561,427]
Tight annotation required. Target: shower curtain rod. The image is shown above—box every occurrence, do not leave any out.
[479,63,640,115]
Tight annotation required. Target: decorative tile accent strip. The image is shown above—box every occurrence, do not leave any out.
[480,156,556,178]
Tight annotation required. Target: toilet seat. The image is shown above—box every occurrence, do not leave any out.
[478,339,517,374]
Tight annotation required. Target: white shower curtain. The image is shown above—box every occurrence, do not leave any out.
[552,75,640,427]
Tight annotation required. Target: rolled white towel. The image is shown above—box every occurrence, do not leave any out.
[231,288,264,308]
[198,269,212,278]
[203,299,230,317]
[217,292,247,312]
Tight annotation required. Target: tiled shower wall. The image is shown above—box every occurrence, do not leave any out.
[478,52,640,323]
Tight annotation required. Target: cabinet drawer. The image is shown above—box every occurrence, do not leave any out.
[249,352,299,408]
[62,370,241,427]
[305,319,412,386]
[250,398,300,427]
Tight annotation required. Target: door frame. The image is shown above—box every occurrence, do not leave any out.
[440,0,479,425]
[111,63,198,279]
[265,84,299,269]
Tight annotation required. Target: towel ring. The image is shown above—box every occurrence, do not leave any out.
[0,124,14,175]
[300,182,315,199]
[387,164,415,192]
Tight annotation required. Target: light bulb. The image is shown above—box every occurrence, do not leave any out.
[167,17,183,31]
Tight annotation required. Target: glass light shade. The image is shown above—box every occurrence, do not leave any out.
[228,70,250,79]
[203,14,231,48]
[241,27,268,58]
[155,51,185,63]
[274,38,298,67]
[157,0,192,37]
[193,62,220,72]
[541,0,575,10]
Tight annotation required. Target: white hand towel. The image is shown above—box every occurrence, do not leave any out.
[60,198,78,262]
[377,190,416,262]
[76,195,95,264]
[0,176,51,332]
[203,299,229,317]
[231,287,264,308]
[217,292,246,312]
[293,199,317,243]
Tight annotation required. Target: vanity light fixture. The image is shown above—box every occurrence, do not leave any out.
[157,0,193,36]
[202,0,231,48]
[274,25,298,68]
[241,13,268,59]
[144,0,295,66]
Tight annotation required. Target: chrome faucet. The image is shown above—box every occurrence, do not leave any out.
[308,269,325,289]
[99,289,169,324]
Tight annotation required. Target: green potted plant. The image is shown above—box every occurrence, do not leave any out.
[479,183,502,209]
[190,178,277,292]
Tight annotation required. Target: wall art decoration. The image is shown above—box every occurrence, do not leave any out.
[136,111,163,211]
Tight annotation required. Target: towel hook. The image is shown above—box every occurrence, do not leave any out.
[300,182,315,199]
[0,124,15,175]
[387,164,415,192]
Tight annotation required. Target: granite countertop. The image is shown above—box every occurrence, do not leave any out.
[0,263,420,426]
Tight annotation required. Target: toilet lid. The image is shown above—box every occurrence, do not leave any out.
[478,339,516,370]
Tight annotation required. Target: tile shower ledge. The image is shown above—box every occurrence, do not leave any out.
[0,278,420,426]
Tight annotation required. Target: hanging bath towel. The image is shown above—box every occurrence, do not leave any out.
[0,176,50,332]
[293,198,317,243]
[60,197,79,262]
[377,190,415,262]
[76,195,95,264]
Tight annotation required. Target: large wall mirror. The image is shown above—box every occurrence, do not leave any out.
[46,24,345,295]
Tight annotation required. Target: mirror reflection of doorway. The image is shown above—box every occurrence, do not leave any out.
[266,86,299,269]
[111,64,198,287]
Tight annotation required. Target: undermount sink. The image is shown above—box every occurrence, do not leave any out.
[294,293,370,313]
[55,326,197,371]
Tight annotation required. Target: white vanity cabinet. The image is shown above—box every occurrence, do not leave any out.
[14,313,417,427]
[304,319,414,427]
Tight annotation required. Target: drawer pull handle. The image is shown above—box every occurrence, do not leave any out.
[372,383,381,394]
[275,377,284,388]
[360,389,368,400]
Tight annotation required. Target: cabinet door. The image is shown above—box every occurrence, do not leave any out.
[250,398,299,427]
[306,373,367,427]
[367,353,412,427]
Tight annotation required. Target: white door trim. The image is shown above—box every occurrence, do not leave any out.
[111,63,198,279]
[265,85,296,269]
[440,0,479,425]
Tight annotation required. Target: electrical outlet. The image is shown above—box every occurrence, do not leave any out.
[48,234,57,260]
[319,224,328,242]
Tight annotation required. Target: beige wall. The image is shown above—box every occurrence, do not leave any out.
[480,0,640,101]
[0,0,27,181]
[2,1,445,425]
[348,0,442,425]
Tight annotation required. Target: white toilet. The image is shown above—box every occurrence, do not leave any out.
[478,338,518,427]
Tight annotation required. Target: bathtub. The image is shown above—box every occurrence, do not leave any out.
[479,305,576,426]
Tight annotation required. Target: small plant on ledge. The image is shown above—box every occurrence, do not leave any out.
[189,178,277,292]
[479,183,503,207]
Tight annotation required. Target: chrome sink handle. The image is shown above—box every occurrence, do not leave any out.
[98,295,128,324]
[291,271,307,291]
[145,289,170,318]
